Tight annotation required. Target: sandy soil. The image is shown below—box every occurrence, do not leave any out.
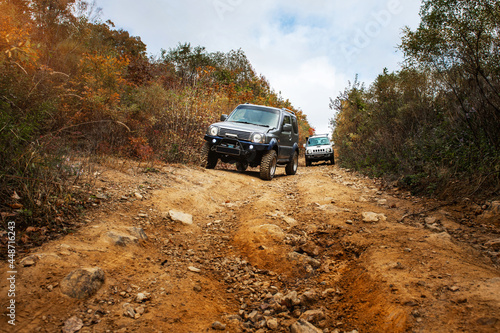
[1,158,499,333]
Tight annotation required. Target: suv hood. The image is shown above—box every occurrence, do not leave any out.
[213,121,273,133]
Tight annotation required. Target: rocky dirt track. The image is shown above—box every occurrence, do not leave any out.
[1,158,500,333]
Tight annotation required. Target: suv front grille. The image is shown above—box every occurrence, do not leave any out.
[220,128,251,141]
[310,148,329,153]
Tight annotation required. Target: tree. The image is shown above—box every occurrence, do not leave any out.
[400,0,500,152]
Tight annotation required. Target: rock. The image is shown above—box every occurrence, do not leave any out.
[258,224,286,241]
[134,192,143,200]
[106,231,138,246]
[267,317,279,329]
[168,210,193,225]
[290,319,323,333]
[300,243,320,257]
[425,217,437,224]
[95,193,107,200]
[188,266,201,273]
[426,223,443,232]
[377,199,388,205]
[127,227,148,241]
[299,310,325,324]
[123,303,136,318]
[288,252,321,269]
[62,316,83,333]
[136,292,151,302]
[282,291,301,307]
[478,201,500,224]
[485,238,500,251]
[212,321,226,330]
[283,215,298,227]
[20,254,39,267]
[300,290,320,305]
[60,267,105,299]
[362,212,387,223]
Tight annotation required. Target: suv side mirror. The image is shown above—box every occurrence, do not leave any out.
[283,123,293,132]
[221,114,228,121]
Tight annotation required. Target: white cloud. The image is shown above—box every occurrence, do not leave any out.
[94,0,422,134]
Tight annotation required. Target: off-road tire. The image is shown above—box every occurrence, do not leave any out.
[330,155,335,165]
[201,142,218,169]
[260,150,277,180]
[305,158,311,167]
[285,151,298,175]
[236,161,248,172]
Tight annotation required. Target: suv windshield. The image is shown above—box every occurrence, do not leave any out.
[307,137,330,146]
[226,106,280,128]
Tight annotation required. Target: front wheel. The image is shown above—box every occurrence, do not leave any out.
[201,142,218,169]
[236,161,248,172]
[330,154,335,165]
[285,151,298,175]
[305,158,311,167]
[260,150,277,180]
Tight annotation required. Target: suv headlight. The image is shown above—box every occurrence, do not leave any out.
[208,126,219,136]
[251,133,265,143]
[306,149,312,154]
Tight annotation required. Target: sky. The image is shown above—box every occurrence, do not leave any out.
[93,0,423,135]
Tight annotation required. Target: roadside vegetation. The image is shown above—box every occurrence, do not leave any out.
[331,0,500,198]
[0,0,312,242]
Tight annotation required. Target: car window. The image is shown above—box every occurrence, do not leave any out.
[282,115,291,130]
[292,117,298,134]
[227,107,280,128]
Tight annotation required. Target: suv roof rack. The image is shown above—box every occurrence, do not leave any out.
[282,108,295,115]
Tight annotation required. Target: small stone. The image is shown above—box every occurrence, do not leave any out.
[299,310,325,324]
[62,316,83,333]
[449,286,460,292]
[188,266,201,273]
[168,210,193,225]
[106,231,138,246]
[136,292,151,302]
[212,321,226,330]
[425,217,437,224]
[362,212,386,223]
[267,318,279,330]
[134,192,143,200]
[60,267,105,299]
[122,303,136,318]
[290,319,323,333]
[485,239,500,251]
[20,255,39,267]
[127,227,148,241]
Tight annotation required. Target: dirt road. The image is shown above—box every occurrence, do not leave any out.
[1,159,499,333]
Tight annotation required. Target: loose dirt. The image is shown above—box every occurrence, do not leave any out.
[1,158,499,333]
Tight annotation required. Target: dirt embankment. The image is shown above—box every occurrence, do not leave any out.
[1,159,499,333]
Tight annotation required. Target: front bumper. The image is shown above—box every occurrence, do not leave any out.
[305,153,334,160]
[204,135,270,157]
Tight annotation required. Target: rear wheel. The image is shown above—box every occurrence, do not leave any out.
[285,151,298,175]
[260,150,277,180]
[201,142,218,169]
